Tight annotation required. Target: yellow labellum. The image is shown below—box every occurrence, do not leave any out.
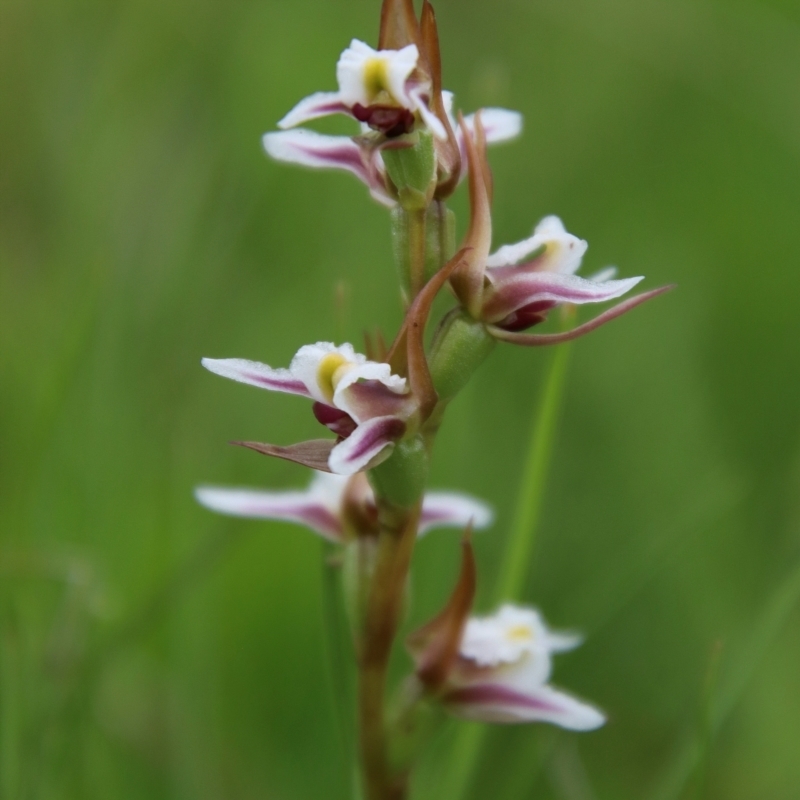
[363,58,391,102]
[317,353,357,402]
[506,624,534,642]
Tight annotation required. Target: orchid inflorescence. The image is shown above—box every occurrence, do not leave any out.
[197,1,670,797]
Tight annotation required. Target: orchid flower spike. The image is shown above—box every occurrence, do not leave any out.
[202,343,418,475]
[450,114,673,345]
[262,0,522,206]
[196,471,493,542]
[407,539,604,730]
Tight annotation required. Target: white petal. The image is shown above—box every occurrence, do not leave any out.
[464,108,523,144]
[277,91,349,130]
[418,492,494,536]
[486,216,587,272]
[264,130,366,179]
[306,471,350,511]
[589,266,618,283]
[194,486,342,541]
[483,272,645,323]
[327,415,406,475]
[201,357,311,397]
[546,631,584,652]
[445,682,605,730]
[263,130,395,207]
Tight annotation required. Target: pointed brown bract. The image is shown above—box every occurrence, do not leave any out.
[232,439,336,472]
[419,1,461,197]
[449,113,493,317]
[387,247,470,420]
[379,0,421,51]
[407,529,476,691]
[487,285,676,346]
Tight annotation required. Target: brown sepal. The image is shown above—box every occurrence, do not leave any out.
[419,1,461,196]
[487,285,676,346]
[407,528,476,691]
[386,247,470,420]
[379,0,421,51]
[231,439,336,472]
[449,113,493,317]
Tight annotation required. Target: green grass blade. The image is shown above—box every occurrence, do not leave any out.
[648,556,800,800]
[494,343,572,603]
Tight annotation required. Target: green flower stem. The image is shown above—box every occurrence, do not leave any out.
[442,342,572,800]
[407,208,427,301]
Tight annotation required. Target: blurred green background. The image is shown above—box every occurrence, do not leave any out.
[2,0,800,797]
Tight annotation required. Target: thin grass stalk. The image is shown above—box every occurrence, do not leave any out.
[441,342,572,800]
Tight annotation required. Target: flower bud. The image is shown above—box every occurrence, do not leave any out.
[428,311,496,404]
[381,130,437,210]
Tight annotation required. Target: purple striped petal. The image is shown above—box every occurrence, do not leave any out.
[419,492,494,536]
[277,91,350,129]
[483,271,643,324]
[444,682,605,730]
[328,416,406,475]
[262,130,394,206]
[488,286,675,346]
[201,357,311,397]
[195,486,342,541]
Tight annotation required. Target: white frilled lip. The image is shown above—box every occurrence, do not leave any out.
[486,216,587,273]
[195,471,494,540]
[460,605,580,668]
[336,40,419,109]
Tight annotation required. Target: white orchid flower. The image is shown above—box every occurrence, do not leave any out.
[202,342,417,475]
[277,39,443,139]
[196,471,493,542]
[408,540,605,732]
[442,605,605,730]
[481,215,645,332]
[451,115,672,343]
